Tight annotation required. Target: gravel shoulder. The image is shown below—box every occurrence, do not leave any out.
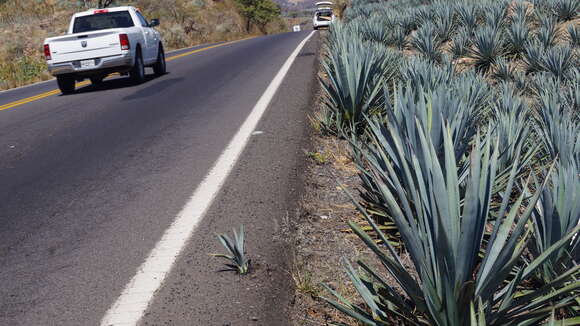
[140,33,321,326]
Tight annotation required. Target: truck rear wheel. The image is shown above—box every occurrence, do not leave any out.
[153,46,166,76]
[57,75,76,95]
[130,50,146,85]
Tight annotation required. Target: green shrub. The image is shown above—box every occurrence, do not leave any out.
[0,56,47,89]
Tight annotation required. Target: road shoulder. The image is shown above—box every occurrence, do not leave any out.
[140,32,319,326]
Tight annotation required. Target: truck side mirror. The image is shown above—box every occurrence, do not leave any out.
[149,19,160,27]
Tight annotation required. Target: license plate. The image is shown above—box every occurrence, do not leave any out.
[80,59,96,68]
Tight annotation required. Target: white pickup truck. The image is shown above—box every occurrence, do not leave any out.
[43,6,166,94]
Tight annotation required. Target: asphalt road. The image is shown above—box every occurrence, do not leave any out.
[0,30,319,325]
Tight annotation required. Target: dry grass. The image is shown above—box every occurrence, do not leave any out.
[291,130,419,325]
[291,84,414,325]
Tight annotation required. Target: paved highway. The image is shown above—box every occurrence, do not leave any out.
[0,31,319,325]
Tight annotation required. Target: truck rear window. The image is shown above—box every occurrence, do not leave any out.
[73,11,134,33]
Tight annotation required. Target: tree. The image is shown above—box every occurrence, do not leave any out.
[235,0,281,33]
[98,0,114,8]
[79,0,114,8]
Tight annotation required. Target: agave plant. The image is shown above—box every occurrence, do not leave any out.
[505,20,530,56]
[325,120,580,326]
[509,0,532,24]
[321,24,401,134]
[567,24,579,47]
[562,69,580,112]
[310,105,337,136]
[456,4,479,33]
[540,45,576,80]
[469,26,506,73]
[535,89,580,166]
[552,0,580,21]
[536,16,561,49]
[524,40,546,73]
[392,26,408,50]
[356,76,490,227]
[512,71,529,92]
[433,4,456,42]
[398,14,417,35]
[400,57,454,95]
[451,28,471,58]
[484,1,508,30]
[530,162,580,283]
[413,6,436,27]
[385,82,481,160]
[452,71,492,119]
[412,22,443,63]
[491,57,514,82]
[211,225,250,274]
[361,16,393,44]
[490,84,538,177]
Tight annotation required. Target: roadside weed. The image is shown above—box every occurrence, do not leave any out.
[211,225,250,275]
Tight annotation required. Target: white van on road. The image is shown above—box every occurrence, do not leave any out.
[43,6,166,94]
[313,1,335,30]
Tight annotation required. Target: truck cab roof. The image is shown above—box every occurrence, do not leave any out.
[73,6,139,18]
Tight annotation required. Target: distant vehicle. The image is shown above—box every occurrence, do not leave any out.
[43,6,166,95]
[313,1,335,30]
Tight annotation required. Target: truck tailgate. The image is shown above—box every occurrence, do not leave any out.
[49,30,123,64]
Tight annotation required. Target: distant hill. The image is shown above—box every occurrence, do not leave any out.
[275,0,318,12]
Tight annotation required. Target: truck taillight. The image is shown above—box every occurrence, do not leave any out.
[119,34,130,50]
[93,9,108,14]
[44,44,51,60]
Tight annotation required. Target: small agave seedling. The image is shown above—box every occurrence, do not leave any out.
[211,225,250,274]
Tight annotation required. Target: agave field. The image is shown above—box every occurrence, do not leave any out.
[314,0,580,324]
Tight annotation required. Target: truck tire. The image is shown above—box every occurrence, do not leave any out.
[57,75,76,95]
[130,50,145,84]
[153,45,166,76]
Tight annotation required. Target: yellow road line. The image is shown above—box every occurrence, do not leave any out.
[0,37,256,112]
[166,36,255,62]
[0,80,90,112]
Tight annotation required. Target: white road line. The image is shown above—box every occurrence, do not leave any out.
[100,30,316,326]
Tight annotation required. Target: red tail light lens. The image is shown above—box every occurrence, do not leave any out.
[119,34,130,50]
[44,44,51,60]
[93,9,109,14]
